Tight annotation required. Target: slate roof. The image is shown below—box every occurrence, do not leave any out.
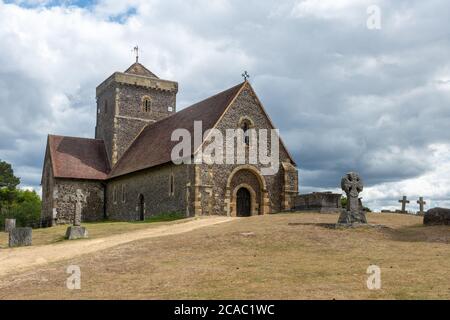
[124,62,159,78]
[47,135,110,180]
[109,82,246,178]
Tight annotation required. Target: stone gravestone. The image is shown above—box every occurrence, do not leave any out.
[423,207,450,225]
[417,197,426,216]
[338,172,367,224]
[4,219,16,232]
[65,189,88,240]
[398,196,410,213]
[9,227,32,247]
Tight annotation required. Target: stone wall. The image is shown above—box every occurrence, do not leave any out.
[117,84,176,121]
[194,86,297,216]
[53,179,105,224]
[95,83,116,164]
[293,192,342,213]
[95,75,178,166]
[106,163,194,221]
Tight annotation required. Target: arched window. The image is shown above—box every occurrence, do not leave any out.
[142,97,152,112]
[239,118,253,145]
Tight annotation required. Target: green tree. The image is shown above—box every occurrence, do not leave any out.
[0,160,20,189]
[8,190,42,227]
[0,160,41,228]
[0,160,21,217]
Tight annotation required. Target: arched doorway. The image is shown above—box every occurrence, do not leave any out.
[138,194,145,221]
[236,187,251,217]
[225,165,270,216]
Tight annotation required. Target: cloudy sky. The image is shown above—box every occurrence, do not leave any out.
[1,0,449,212]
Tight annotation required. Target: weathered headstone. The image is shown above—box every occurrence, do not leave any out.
[65,225,88,240]
[4,219,16,232]
[65,189,88,240]
[74,189,84,226]
[417,197,426,215]
[398,196,410,213]
[9,227,32,247]
[338,172,367,224]
[423,207,450,225]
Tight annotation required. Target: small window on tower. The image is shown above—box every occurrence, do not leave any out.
[142,97,152,112]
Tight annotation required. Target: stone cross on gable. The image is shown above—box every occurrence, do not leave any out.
[398,196,410,213]
[242,71,250,81]
[417,197,426,215]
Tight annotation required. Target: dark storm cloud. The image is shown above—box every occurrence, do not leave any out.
[1,0,450,210]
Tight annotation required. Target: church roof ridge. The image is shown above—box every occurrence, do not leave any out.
[108,81,246,178]
[48,134,104,142]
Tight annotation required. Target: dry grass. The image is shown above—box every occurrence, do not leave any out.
[0,216,188,249]
[0,212,449,300]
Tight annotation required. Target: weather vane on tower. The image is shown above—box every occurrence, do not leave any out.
[133,45,139,63]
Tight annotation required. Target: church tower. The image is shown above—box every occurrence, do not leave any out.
[95,60,178,166]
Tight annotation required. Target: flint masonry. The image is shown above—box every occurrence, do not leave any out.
[41,61,298,225]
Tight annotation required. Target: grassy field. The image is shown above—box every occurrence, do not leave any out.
[0,213,185,249]
[0,212,449,299]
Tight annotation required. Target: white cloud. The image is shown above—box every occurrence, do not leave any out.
[0,0,450,213]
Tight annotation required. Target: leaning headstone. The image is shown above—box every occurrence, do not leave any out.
[4,219,16,232]
[9,227,32,247]
[423,207,450,225]
[338,172,367,224]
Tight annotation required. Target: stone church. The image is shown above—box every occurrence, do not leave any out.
[41,60,298,225]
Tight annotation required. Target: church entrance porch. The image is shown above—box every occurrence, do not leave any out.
[225,165,270,217]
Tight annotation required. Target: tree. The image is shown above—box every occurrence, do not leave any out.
[0,160,41,229]
[0,160,21,216]
[8,190,42,227]
[0,160,20,189]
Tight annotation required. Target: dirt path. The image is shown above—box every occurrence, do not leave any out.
[0,217,234,277]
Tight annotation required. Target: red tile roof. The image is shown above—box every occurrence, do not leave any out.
[109,82,246,178]
[48,135,110,180]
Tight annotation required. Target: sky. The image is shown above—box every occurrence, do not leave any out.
[0,0,449,212]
